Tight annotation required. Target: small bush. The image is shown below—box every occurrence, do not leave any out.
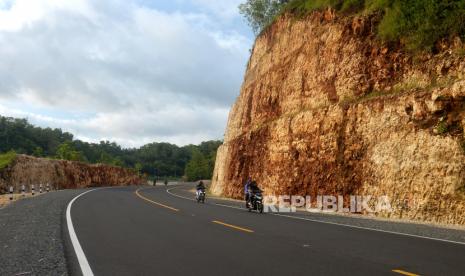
[283,0,338,16]
[436,120,449,135]
[376,0,465,52]
[365,89,385,98]
[456,47,465,57]
[0,151,17,170]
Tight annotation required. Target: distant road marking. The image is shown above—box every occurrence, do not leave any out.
[166,185,465,246]
[392,269,420,276]
[167,187,246,212]
[136,188,179,212]
[67,189,100,276]
[213,203,244,210]
[166,187,195,201]
[212,220,254,233]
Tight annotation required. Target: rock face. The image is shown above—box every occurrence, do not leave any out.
[212,11,465,225]
[0,155,145,193]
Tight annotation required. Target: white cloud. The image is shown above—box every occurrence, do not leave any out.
[0,0,252,147]
[190,0,244,20]
[0,0,96,31]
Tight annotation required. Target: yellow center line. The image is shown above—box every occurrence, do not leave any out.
[135,188,179,212]
[392,269,420,276]
[212,220,254,233]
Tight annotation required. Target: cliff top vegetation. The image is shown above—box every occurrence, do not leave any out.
[240,0,465,52]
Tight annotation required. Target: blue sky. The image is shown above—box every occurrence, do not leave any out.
[0,0,254,147]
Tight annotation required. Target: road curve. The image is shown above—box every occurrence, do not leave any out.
[69,184,465,276]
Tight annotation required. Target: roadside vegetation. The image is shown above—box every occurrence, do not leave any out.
[0,116,221,180]
[185,147,217,181]
[0,150,17,170]
[240,0,465,52]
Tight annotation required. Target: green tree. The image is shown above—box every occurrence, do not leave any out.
[56,141,85,162]
[0,116,73,156]
[33,146,44,157]
[134,162,143,175]
[239,0,285,35]
[184,149,209,181]
[97,152,125,166]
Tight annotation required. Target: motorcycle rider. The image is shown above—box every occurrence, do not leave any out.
[244,178,252,207]
[246,180,261,208]
[196,180,206,197]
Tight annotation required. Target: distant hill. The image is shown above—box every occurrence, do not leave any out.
[0,116,222,180]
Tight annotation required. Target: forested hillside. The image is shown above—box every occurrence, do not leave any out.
[0,116,221,181]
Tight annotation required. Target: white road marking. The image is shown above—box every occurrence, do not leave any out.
[166,187,195,201]
[166,185,465,246]
[66,189,100,276]
[213,203,244,210]
[166,186,245,210]
[270,213,465,246]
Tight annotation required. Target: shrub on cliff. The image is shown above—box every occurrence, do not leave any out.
[373,0,465,51]
[0,151,17,170]
[242,0,465,52]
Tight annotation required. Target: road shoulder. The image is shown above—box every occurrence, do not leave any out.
[0,189,83,275]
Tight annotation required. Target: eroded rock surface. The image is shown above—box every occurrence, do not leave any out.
[0,154,145,192]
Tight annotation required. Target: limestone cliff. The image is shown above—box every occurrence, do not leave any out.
[0,154,145,193]
[212,10,465,225]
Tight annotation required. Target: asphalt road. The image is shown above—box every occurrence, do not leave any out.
[69,184,465,276]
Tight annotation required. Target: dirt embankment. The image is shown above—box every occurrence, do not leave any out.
[0,154,145,193]
[212,10,465,225]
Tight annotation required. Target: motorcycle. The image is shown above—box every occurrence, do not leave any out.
[247,191,263,213]
[196,189,206,203]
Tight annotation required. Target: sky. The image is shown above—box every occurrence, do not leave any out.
[0,0,254,147]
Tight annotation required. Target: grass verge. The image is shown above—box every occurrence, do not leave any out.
[0,151,16,170]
